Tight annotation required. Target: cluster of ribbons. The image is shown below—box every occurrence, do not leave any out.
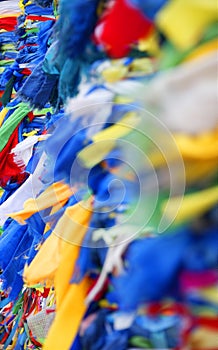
[0,0,217,349]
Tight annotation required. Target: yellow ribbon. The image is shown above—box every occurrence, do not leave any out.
[156,0,218,50]
[0,108,8,128]
[163,186,218,225]
[9,182,74,224]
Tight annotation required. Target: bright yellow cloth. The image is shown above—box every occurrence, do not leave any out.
[152,150,217,182]
[101,58,153,82]
[19,0,32,12]
[54,240,80,308]
[184,38,218,63]
[0,14,20,18]
[92,112,139,143]
[43,200,67,233]
[23,232,60,286]
[199,286,218,304]
[23,198,93,286]
[163,186,218,225]
[184,159,218,184]
[53,199,92,245]
[174,128,218,160]
[148,134,218,185]
[189,327,218,349]
[43,199,93,350]
[138,31,160,56]
[44,276,91,350]
[9,182,74,224]
[102,65,128,83]
[78,112,140,168]
[156,0,218,50]
[22,130,38,137]
[0,108,8,127]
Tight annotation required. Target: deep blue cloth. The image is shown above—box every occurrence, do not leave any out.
[0,214,44,301]
[109,228,218,311]
[44,116,92,183]
[18,61,58,109]
[33,0,53,8]
[1,227,33,301]
[56,0,101,59]
[0,182,20,204]
[37,20,54,55]
[25,212,46,264]
[0,220,28,271]
[80,310,108,350]
[24,3,54,15]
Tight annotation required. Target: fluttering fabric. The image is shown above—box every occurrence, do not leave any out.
[0,0,217,349]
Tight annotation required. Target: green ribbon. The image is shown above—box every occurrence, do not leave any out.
[0,103,31,152]
[129,335,154,348]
